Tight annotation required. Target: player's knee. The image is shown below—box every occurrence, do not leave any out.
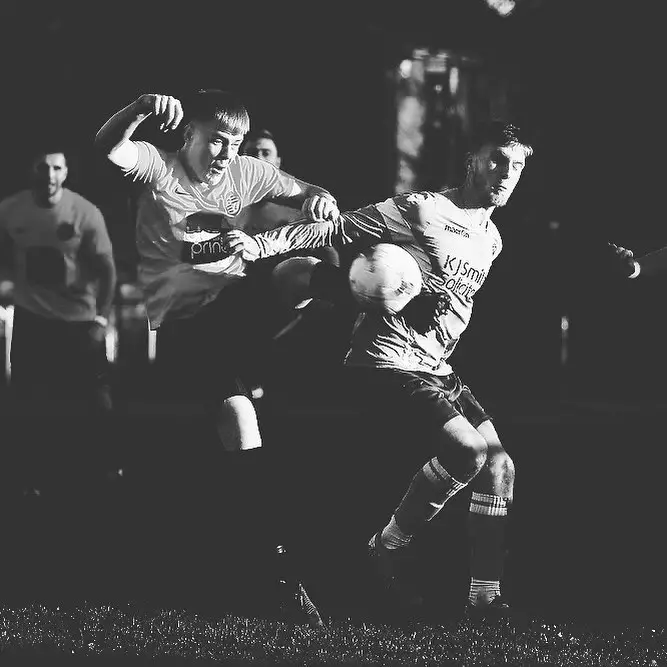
[436,429,488,481]
[487,449,515,487]
[271,256,321,310]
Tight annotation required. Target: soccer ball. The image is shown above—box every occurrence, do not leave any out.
[348,243,422,315]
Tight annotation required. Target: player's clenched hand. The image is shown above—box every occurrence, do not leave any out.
[302,194,339,222]
[220,230,261,261]
[607,242,637,277]
[136,93,184,132]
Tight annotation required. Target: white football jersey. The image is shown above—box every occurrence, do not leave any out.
[252,190,502,375]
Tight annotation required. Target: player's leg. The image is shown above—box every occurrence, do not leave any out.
[359,370,487,606]
[64,320,118,495]
[8,307,60,494]
[199,281,287,546]
[271,255,354,311]
[456,386,515,617]
[468,420,514,607]
[8,305,50,405]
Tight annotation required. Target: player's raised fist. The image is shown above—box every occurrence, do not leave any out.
[136,93,184,132]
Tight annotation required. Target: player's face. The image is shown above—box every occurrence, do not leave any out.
[470,143,526,207]
[32,152,68,201]
[186,120,245,185]
[242,137,281,168]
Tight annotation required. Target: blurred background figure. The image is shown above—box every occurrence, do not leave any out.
[236,128,349,405]
[238,128,340,266]
[0,143,117,497]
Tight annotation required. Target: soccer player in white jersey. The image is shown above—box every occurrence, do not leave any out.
[94,91,340,584]
[201,121,534,620]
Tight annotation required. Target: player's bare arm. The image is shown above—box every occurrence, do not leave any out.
[268,173,340,223]
[94,93,184,170]
[188,205,390,265]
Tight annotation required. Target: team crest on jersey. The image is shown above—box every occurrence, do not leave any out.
[223,192,241,217]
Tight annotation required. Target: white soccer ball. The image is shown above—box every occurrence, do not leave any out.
[348,243,422,315]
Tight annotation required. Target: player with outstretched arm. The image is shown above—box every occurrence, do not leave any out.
[183,120,534,620]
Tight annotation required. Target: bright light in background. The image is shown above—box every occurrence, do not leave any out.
[399,59,412,79]
[486,0,516,16]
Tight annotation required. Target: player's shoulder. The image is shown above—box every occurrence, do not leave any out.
[64,189,105,219]
[486,216,501,238]
[0,189,31,217]
[65,188,94,208]
[395,190,438,205]
[230,155,283,191]
[234,155,278,175]
[133,140,176,168]
[384,190,448,220]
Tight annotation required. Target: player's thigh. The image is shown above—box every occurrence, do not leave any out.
[9,307,71,395]
[159,295,259,404]
[347,367,485,462]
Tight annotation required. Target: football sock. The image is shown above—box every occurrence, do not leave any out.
[469,578,501,606]
[393,457,468,536]
[468,492,509,604]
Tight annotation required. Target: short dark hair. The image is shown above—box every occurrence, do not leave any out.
[244,128,277,144]
[184,89,250,135]
[468,120,534,158]
[29,140,69,162]
[241,128,279,155]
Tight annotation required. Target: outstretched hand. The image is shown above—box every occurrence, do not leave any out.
[301,194,340,223]
[607,242,637,278]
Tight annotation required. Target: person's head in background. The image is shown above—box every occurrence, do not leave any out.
[241,129,281,168]
[29,143,70,207]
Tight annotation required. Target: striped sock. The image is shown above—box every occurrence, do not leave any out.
[392,458,468,537]
[469,578,501,606]
[380,515,412,550]
[468,492,509,605]
[470,492,509,517]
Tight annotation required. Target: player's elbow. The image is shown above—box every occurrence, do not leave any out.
[95,134,138,171]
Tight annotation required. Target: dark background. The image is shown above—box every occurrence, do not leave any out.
[2,0,665,401]
[1,0,667,628]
